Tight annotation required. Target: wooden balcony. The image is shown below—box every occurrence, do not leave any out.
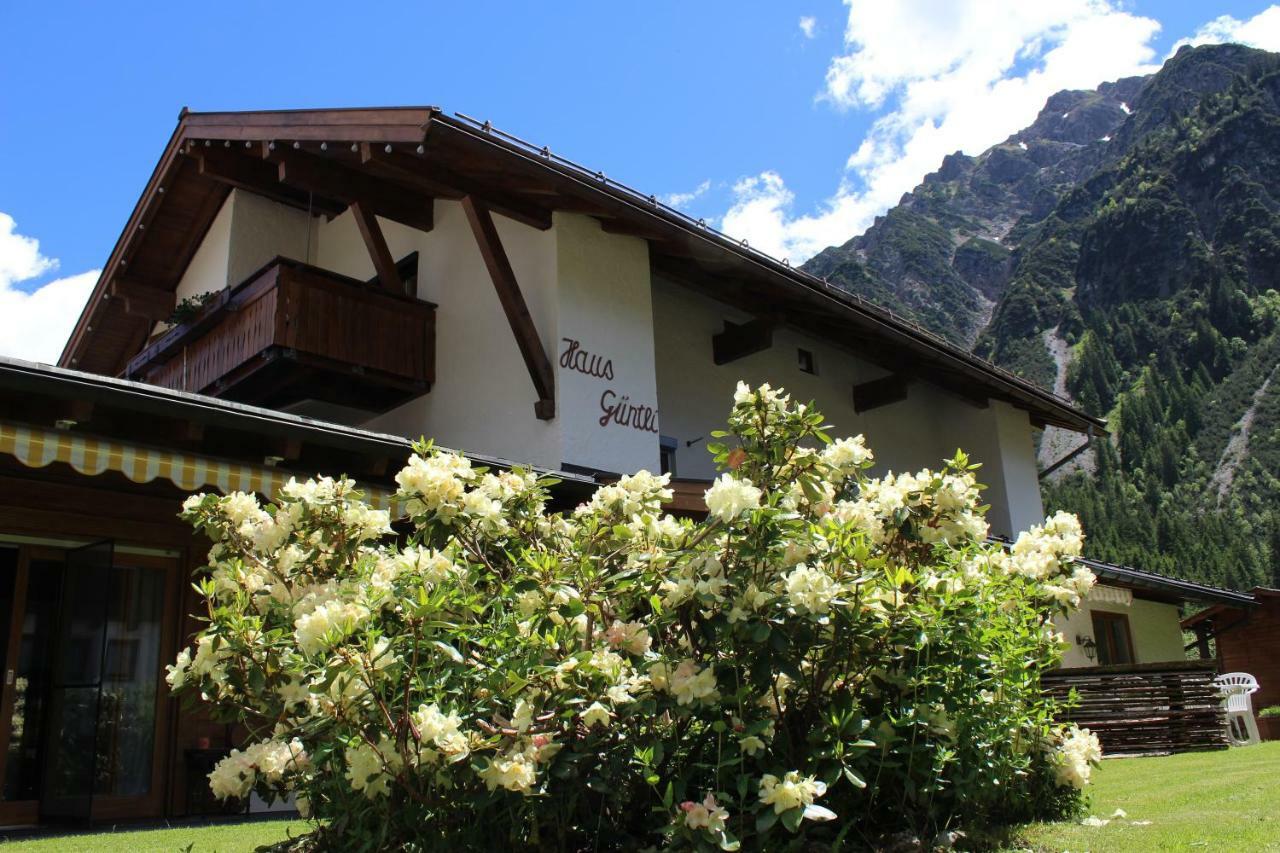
[125,257,435,412]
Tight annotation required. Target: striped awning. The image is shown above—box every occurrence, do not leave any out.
[0,421,402,513]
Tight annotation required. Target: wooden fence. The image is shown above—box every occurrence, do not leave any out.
[1042,661,1227,755]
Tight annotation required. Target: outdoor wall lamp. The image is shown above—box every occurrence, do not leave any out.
[1075,634,1097,662]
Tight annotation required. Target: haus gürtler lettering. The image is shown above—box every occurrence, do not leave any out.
[559,338,658,434]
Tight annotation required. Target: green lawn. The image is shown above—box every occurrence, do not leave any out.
[1,746,1277,853]
[0,818,303,853]
[1016,741,1280,851]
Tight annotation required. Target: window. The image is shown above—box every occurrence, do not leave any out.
[1091,610,1135,665]
[659,436,678,477]
[797,348,818,375]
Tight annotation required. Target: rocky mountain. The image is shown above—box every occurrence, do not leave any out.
[805,44,1280,590]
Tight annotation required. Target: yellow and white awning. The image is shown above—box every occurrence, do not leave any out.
[0,421,402,513]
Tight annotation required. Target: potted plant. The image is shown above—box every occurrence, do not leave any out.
[1258,706,1280,741]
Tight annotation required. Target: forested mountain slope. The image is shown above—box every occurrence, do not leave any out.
[805,44,1280,590]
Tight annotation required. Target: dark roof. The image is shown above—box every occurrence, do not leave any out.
[58,106,1105,435]
[0,356,596,493]
[1076,555,1256,607]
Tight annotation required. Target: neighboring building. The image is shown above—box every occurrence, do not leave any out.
[1045,557,1254,755]
[1057,557,1253,669]
[1184,588,1280,738]
[2,106,1112,825]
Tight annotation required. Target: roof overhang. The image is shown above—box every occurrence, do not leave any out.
[1077,556,1257,607]
[60,106,1105,435]
[0,356,596,501]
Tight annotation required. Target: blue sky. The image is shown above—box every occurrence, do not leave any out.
[2,1,1278,361]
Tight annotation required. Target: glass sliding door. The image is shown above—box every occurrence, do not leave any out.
[94,563,166,802]
[0,547,64,825]
[39,540,113,824]
[0,541,176,824]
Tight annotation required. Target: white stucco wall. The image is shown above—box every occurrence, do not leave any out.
[225,190,314,286]
[173,193,234,302]
[172,189,315,306]
[649,277,1044,539]
[1056,589,1188,668]
[554,214,659,474]
[324,201,563,471]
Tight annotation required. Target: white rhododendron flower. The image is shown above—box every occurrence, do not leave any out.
[480,747,537,794]
[582,701,612,729]
[783,563,840,615]
[681,792,729,831]
[758,771,834,821]
[704,474,762,521]
[1052,726,1103,789]
[821,435,873,474]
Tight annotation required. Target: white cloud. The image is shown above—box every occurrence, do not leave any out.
[661,179,711,209]
[799,16,818,39]
[721,0,1164,263]
[1170,5,1280,53]
[0,213,98,364]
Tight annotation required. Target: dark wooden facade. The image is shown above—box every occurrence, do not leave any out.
[1185,589,1280,739]
[1043,660,1228,755]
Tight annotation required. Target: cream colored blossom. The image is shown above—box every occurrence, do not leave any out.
[821,435,873,475]
[704,474,762,522]
[783,563,839,615]
[346,736,402,799]
[480,747,537,794]
[604,620,652,656]
[758,771,833,821]
[1052,726,1102,788]
[582,701,612,729]
[681,792,729,832]
[669,660,718,705]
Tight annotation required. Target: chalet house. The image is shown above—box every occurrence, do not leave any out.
[0,105,1225,823]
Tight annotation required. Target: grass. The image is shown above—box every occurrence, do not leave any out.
[1015,741,1280,851]
[0,818,303,852]
[1,745,1276,852]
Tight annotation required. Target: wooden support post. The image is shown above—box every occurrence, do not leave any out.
[350,202,404,294]
[461,196,555,419]
[853,374,911,413]
[712,318,774,365]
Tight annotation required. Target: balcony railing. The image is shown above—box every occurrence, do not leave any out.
[125,257,435,412]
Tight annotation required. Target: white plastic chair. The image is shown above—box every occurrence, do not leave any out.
[1215,672,1261,746]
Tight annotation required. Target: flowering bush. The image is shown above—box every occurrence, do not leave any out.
[171,384,1097,850]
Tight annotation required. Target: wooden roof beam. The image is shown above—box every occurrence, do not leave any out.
[360,144,553,231]
[264,145,435,233]
[108,278,176,324]
[188,144,346,217]
[713,318,775,366]
[461,196,555,419]
[853,374,911,414]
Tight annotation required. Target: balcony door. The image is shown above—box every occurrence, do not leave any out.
[0,542,174,825]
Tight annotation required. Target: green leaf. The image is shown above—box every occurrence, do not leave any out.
[755,810,778,833]
[780,806,803,833]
